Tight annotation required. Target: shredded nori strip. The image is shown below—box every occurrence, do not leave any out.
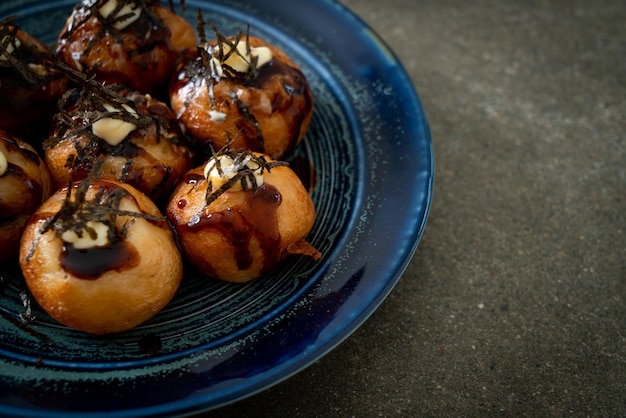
[228,89,264,151]
[61,0,171,61]
[193,13,270,151]
[167,0,185,12]
[0,17,60,87]
[24,160,165,263]
[18,290,35,324]
[196,11,264,85]
[203,141,287,206]
[43,60,161,152]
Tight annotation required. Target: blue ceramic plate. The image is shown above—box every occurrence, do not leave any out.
[0,0,433,416]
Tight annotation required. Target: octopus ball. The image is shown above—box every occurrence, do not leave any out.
[166,150,321,283]
[56,0,196,94]
[169,33,314,160]
[0,17,67,141]
[19,178,183,335]
[0,130,52,261]
[44,84,194,202]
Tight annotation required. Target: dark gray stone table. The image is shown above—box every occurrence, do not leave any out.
[205,0,625,415]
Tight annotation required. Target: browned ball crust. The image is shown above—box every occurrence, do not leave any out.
[169,36,314,160]
[19,179,183,335]
[56,0,195,95]
[0,130,52,261]
[0,18,67,142]
[44,87,194,202]
[166,155,320,283]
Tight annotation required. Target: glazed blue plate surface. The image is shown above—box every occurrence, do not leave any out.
[0,0,433,416]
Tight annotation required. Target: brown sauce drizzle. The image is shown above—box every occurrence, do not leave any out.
[60,0,171,62]
[43,67,188,200]
[244,60,312,152]
[61,238,139,280]
[251,59,304,93]
[174,19,312,153]
[182,184,283,273]
[23,171,166,276]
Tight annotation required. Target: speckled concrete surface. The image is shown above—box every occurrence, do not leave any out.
[204,0,625,416]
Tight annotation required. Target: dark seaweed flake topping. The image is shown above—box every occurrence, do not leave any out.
[62,0,169,60]
[25,161,165,262]
[192,14,268,151]
[43,61,155,152]
[196,12,264,85]
[0,17,56,87]
[203,142,287,206]
[18,290,35,324]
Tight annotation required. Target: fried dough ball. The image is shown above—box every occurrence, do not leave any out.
[56,0,196,95]
[0,130,53,261]
[44,81,194,202]
[166,149,321,283]
[169,28,313,160]
[19,177,183,335]
[0,17,67,141]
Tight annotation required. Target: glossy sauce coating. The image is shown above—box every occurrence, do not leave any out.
[0,18,67,141]
[178,174,282,274]
[166,157,319,283]
[25,178,155,279]
[169,36,314,159]
[19,179,183,334]
[61,239,139,280]
[45,88,194,202]
[0,130,52,261]
[56,0,195,94]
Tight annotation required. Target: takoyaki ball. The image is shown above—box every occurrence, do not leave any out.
[19,177,183,335]
[169,30,314,160]
[56,0,196,95]
[44,83,194,202]
[166,149,321,283]
[0,130,53,261]
[0,17,67,141]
